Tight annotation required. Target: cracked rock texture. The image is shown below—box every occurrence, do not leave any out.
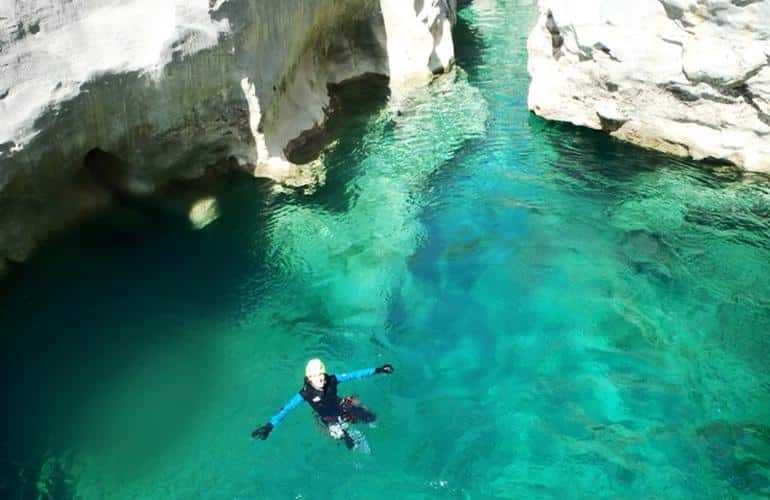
[0,0,456,270]
[527,0,770,171]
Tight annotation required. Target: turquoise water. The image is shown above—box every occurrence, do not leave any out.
[2,1,770,498]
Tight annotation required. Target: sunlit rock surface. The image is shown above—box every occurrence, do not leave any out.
[0,0,456,269]
[188,196,220,229]
[527,0,770,172]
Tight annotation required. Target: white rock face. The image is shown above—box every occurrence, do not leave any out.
[381,0,456,96]
[0,0,456,269]
[528,0,770,171]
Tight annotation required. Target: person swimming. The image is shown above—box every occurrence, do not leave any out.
[251,359,394,450]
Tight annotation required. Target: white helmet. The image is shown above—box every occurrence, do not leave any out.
[305,358,326,378]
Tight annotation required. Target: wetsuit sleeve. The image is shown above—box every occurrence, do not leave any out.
[268,393,304,427]
[336,368,376,383]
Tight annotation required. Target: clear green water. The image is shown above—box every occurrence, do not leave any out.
[2,1,770,498]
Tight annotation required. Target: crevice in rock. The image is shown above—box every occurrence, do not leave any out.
[545,10,564,59]
[428,49,445,74]
[565,27,598,63]
[81,147,238,225]
[427,2,453,74]
[684,60,767,90]
[731,0,764,6]
[597,114,626,131]
[83,148,136,200]
[593,42,620,62]
[576,50,592,62]
[700,155,738,166]
[668,115,721,130]
[660,37,683,48]
[730,62,768,88]
[703,90,740,105]
[11,21,25,41]
[658,0,684,20]
[731,83,770,126]
[572,35,603,63]
[663,83,699,102]
[284,74,389,164]
[664,138,691,156]
[658,0,697,28]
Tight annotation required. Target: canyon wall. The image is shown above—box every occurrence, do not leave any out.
[0,0,456,271]
[528,0,770,171]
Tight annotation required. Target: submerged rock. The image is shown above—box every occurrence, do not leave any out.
[618,229,674,283]
[527,0,770,172]
[0,0,457,268]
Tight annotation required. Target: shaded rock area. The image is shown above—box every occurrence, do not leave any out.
[527,0,770,172]
[0,0,457,271]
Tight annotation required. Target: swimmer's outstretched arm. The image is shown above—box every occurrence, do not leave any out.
[337,364,394,383]
[251,393,303,440]
[269,393,304,427]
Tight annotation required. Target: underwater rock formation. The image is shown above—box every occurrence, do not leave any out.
[528,0,770,172]
[0,0,456,270]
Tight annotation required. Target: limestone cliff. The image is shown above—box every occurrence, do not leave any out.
[528,0,770,171]
[0,0,456,271]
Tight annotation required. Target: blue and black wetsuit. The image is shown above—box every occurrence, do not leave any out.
[268,368,378,431]
[252,364,392,447]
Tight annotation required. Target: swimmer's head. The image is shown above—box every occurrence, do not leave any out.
[305,358,326,390]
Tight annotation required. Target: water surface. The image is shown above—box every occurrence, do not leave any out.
[2,1,770,498]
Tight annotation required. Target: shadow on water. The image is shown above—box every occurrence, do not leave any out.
[532,113,770,189]
[533,114,770,253]
[452,2,489,84]
[286,76,391,215]
[0,172,279,499]
[532,111,770,381]
[402,0,495,195]
[0,68,401,499]
[532,116,660,191]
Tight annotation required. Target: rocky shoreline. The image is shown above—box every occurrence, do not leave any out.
[528,0,770,172]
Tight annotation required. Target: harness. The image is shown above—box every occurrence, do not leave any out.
[299,374,341,420]
[299,375,363,424]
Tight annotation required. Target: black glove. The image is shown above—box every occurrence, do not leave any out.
[251,422,273,440]
[375,364,394,374]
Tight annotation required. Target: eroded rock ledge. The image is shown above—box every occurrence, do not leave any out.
[528,0,770,171]
[0,0,456,271]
